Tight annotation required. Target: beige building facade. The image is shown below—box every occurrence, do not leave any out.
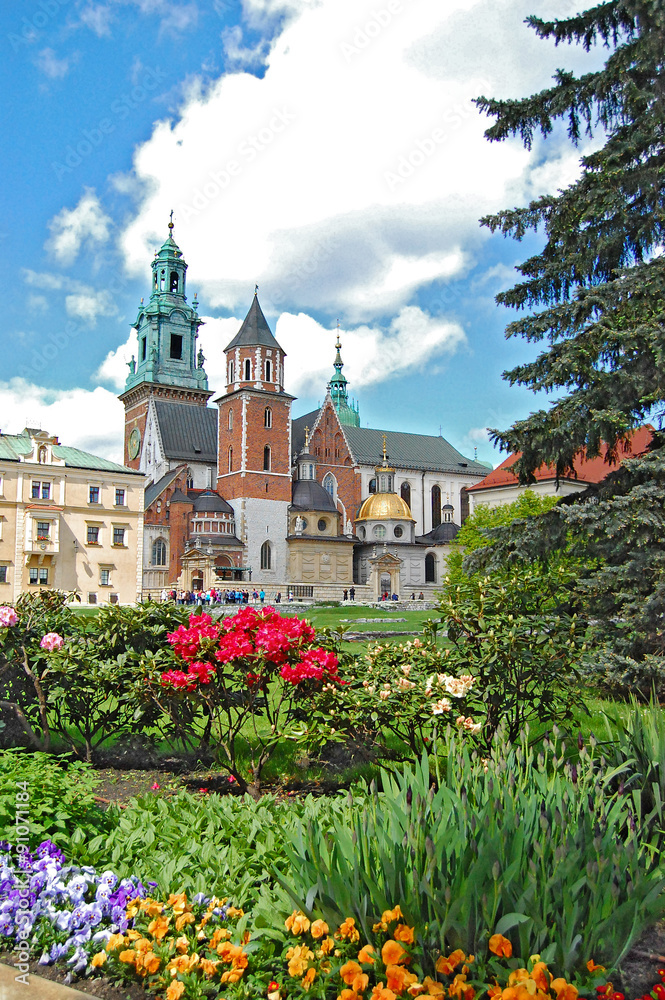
[0,429,144,605]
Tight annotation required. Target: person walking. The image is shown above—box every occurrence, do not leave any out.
[349,586,355,600]
[343,589,348,601]
[259,589,265,604]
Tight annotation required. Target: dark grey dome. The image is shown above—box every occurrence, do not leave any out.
[442,503,454,511]
[292,479,337,511]
[193,490,234,513]
[419,521,460,543]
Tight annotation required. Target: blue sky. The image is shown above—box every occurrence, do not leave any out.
[1,0,601,465]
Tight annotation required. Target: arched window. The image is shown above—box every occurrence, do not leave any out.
[229,361,235,384]
[323,472,335,497]
[169,271,179,293]
[228,447,233,473]
[152,539,167,566]
[431,485,442,529]
[260,541,271,570]
[401,482,411,508]
[265,359,272,382]
[425,553,436,583]
[244,358,251,380]
[186,469,194,490]
[263,445,271,471]
[460,487,470,524]
[159,269,166,291]
[369,478,377,494]
[228,408,233,431]
[264,407,272,428]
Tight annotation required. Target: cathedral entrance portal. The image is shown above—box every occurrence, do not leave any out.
[191,573,203,592]
[380,573,391,597]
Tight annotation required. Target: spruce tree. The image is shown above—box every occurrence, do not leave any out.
[470,1,665,689]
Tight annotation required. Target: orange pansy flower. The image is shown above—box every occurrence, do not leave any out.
[91,951,106,968]
[394,924,416,945]
[340,961,364,985]
[118,950,136,965]
[286,910,311,935]
[382,939,407,966]
[371,984,398,1000]
[311,919,330,939]
[551,979,579,1000]
[358,944,378,964]
[302,967,317,989]
[175,912,195,931]
[338,992,363,1000]
[148,915,171,940]
[382,905,403,923]
[338,917,360,943]
[449,973,475,1000]
[436,950,466,976]
[386,964,418,992]
[166,982,186,1000]
[587,961,605,974]
[531,963,550,993]
[489,935,512,958]
[106,934,125,952]
[140,899,164,916]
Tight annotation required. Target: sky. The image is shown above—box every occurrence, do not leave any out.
[1,0,603,467]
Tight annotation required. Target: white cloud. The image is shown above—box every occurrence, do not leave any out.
[116,0,598,323]
[222,25,270,71]
[23,269,118,326]
[0,380,125,464]
[46,189,112,265]
[35,47,73,79]
[78,4,114,37]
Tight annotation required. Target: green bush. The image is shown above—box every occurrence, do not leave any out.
[0,749,111,852]
[277,730,665,979]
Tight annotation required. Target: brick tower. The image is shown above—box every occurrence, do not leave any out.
[119,217,211,470]
[216,291,295,582]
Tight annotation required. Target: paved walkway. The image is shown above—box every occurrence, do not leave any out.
[0,963,84,1000]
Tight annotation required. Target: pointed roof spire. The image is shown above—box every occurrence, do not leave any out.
[224,292,283,352]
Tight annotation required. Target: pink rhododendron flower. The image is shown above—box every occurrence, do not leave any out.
[40,632,64,651]
[0,606,18,627]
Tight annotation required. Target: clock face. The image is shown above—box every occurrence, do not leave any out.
[128,428,141,460]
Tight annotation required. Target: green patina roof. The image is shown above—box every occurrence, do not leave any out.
[0,431,142,475]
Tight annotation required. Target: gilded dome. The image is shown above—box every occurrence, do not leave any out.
[356,493,414,522]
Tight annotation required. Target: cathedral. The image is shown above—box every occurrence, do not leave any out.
[120,223,491,600]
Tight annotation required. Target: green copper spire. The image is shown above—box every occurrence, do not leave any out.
[327,325,360,427]
[123,215,209,394]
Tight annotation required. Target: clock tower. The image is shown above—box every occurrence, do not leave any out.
[119,218,212,470]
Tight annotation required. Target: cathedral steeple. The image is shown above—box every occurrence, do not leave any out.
[122,217,209,396]
[327,325,360,427]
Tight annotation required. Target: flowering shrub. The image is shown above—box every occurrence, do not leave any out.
[155,608,341,796]
[313,637,479,763]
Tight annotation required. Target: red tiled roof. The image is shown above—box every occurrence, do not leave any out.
[467,426,653,493]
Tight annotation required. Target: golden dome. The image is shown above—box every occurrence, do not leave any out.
[356,492,414,522]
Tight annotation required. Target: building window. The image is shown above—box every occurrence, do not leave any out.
[401,482,411,508]
[263,446,271,471]
[170,334,183,360]
[265,359,272,382]
[115,488,126,506]
[229,361,235,384]
[0,567,7,584]
[244,358,251,380]
[431,485,442,529]
[460,487,470,524]
[228,408,233,430]
[357,526,365,540]
[264,407,272,428]
[170,271,179,293]
[100,569,111,586]
[87,526,100,545]
[260,541,272,570]
[38,446,47,464]
[373,524,387,539]
[31,482,40,499]
[141,337,147,361]
[110,593,119,604]
[323,473,335,497]
[32,481,51,500]
[88,592,98,605]
[152,539,167,566]
[318,518,327,532]
[228,447,233,473]
[36,521,50,540]
[425,553,436,583]
[394,525,404,538]
[369,478,377,494]
[29,568,48,585]
[113,527,126,547]
[186,470,194,490]
[89,486,100,504]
